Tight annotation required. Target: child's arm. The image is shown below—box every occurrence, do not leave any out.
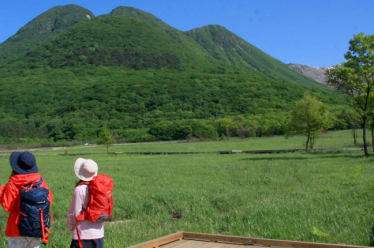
[0,182,18,212]
[66,186,86,230]
[0,184,5,199]
[67,189,78,231]
[0,173,12,200]
[66,210,75,231]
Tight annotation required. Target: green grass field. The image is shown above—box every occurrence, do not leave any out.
[0,130,373,247]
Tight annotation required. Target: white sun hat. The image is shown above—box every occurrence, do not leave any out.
[74,158,98,181]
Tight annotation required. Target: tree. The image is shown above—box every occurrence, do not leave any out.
[347,109,361,146]
[369,110,374,152]
[215,118,238,140]
[327,33,374,156]
[335,107,361,145]
[288,93,330,151]
[97,127,115,154]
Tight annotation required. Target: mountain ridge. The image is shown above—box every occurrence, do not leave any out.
[7,14,221,71]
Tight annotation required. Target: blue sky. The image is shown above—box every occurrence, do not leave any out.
[0,0,373,67]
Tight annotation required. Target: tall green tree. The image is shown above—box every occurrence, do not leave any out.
[288,94,330,151]
[97,127,115,154]
[327,33,374,156]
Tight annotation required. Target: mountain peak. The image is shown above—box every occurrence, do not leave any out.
[14,5,93,37]
[111,6,145,14]
[110,6,170,30]
[196,24,227,30]
[0,4,93,64]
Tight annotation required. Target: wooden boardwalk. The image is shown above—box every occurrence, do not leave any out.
[159,239,251,247]
[129,231,369,248]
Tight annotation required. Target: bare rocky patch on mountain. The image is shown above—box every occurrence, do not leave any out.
[288,64,328,84]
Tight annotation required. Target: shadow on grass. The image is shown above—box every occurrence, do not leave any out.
[242,153,371,161]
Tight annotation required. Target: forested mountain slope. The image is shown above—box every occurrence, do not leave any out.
[186,25,324,89]
[0,5,344,143]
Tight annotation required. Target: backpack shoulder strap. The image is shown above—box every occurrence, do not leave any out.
[22,178,43,191]
[77,181,90,186]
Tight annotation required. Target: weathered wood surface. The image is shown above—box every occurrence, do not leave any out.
[128,231,183,248]
[160,239,257,248]
[183,232,369,248]
[128,231,370,248]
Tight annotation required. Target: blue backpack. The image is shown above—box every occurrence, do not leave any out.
[19,178,51,244]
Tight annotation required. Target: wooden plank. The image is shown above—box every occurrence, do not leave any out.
[183,232,254,245]
[172,240,251,248]
[182,232,370,248]
[160,239,253,248]
[177,240,224,248]
[207,242,244,248]
[158,240,185,248]
[130,232,370,248]
[128,232,183,248]
[190,240,220,248]
[162,240,195,248]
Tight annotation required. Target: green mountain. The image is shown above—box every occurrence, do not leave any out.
[186,25,323,88]
[0,5,344,143]
[10,14,218,71]
[0,4,94,64]
[111,7,324,88]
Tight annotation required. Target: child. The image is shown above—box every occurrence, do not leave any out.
[0,151,53,248]
[67,158,104,248]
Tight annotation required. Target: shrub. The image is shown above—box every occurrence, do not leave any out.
[119,128,157,143]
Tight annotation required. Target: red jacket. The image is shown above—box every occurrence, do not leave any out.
[0,173,53,237]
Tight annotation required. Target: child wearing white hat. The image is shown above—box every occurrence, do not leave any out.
[67,158,104,248]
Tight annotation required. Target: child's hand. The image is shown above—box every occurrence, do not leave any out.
[0,184,5,198]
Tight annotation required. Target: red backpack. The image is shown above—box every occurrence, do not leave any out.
[76,174,114,222]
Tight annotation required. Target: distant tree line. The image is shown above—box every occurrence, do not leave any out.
[0,106,359,146]
[0,65,342,145]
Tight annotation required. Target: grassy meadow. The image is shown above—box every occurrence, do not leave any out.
[0,130,374,247]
